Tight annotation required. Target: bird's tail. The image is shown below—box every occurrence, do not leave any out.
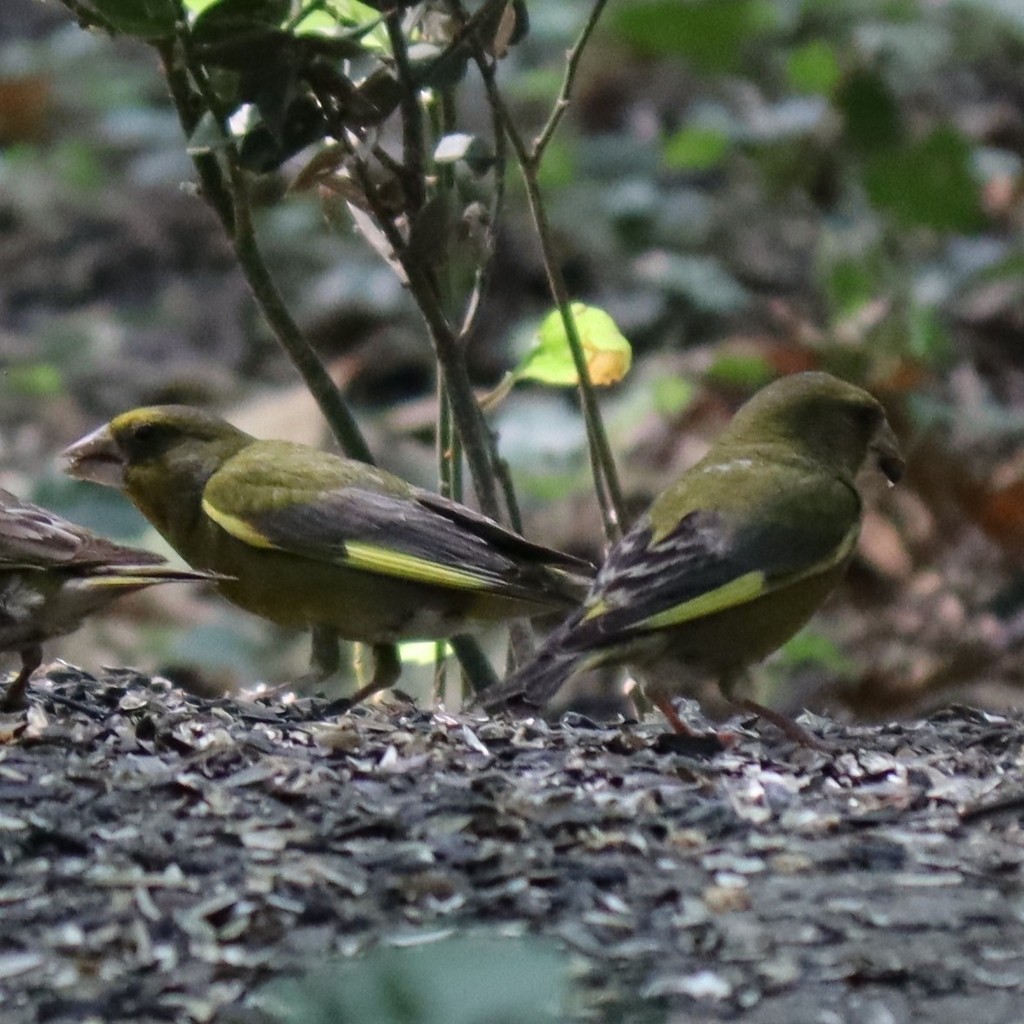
[474,609,587,712]
[87,565,224,587]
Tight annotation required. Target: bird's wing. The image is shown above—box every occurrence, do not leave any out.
[573,472,860,645]
[201,470,584,601]
[413,490,593,572]
[0,490,164,570]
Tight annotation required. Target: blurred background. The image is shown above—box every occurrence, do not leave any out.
[2,0,1024,720]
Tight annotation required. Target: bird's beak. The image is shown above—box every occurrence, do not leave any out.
[871,421,904,486]
[62,424,126,489]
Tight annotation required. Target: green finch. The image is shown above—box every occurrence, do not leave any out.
[476,372,904,747]
[0,488,215,710]
[62,406,594,699]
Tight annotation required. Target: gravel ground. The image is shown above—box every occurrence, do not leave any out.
[1,668,1023,1023]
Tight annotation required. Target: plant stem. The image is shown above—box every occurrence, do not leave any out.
[157,43,374,466]
[386,11,426,213]
[532,0,609,163]
[224,161,376,464]
[348,155,504,520]
[60,0,116,33]
[469,24,626,541]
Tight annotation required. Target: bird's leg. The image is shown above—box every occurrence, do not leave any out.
[651,696,703,736]
[324,643,403,715]
[732,697,827,750]
[310,625,341,679]
[1,645,42,712]
[252,627,344,703]
[651,695,737,753]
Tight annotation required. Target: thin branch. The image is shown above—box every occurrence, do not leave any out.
[385,11,426,212]
[59,0,116,33]
[531,0,609,162]
[457,68,507,346]
[224,160,377,464]
[160,40,375,465]
[473,46,625,540]
[348,154,503,519]
[156,43,235,234]
[409,262,503,519]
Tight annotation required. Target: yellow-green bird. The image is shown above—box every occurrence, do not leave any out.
[476,372,904,747]
[62,406,594,699]
[0,488,215,710]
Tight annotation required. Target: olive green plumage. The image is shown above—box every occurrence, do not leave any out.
[63,406,593,693]
[476,372,904,746]
[0,488,214,710]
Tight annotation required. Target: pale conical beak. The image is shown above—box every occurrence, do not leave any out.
[62,424,126,489]
[871,421,904,486]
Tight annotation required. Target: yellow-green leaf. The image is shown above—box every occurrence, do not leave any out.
[662,126,729,170]
[514,303,632,388]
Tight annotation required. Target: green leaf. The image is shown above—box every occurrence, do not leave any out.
[837,69,901,153]
[786,40,841,94]
[907,303,953,366]
[652,374,696,417]
[705,353,775,390]
[662,126,729,170]
[864,125,984,232]
[514,304,633,388]
[190,0,289,41]
[827,257,878,318]
[5,363,63,397]
[612,0,777,73]
[779,630,856,677]
[255,933,568,1024]
[535,136,576,189]
[296,0,389,51]
[92,0,177,39]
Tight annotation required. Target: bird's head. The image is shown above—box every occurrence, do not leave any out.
[721,372,904,486]
[63,406,253,495]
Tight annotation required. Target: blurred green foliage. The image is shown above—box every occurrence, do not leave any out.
[253,933,570,1024]
[8,0,1019,406]
[3,0,1023,687]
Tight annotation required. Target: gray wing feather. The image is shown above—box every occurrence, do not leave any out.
[575,499,856,646]
[247,487,592,598]
[0,489,164,570]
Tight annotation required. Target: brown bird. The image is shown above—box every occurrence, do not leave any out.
[0,488,216,710]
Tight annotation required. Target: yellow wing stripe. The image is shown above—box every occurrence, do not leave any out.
[598,522,861,632]
[342,541,491,590]
[638,570,766,630]
[202,498,277,549]
[203,498,492,591]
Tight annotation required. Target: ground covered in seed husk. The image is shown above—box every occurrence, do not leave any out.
[1,668,1023,1024]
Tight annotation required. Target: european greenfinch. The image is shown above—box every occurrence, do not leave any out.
[476,372,904,747]
[0,488,215,710]
[63,406,593,699]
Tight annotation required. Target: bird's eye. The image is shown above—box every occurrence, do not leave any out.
[852,402,881,429]
[131,423,160,446]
